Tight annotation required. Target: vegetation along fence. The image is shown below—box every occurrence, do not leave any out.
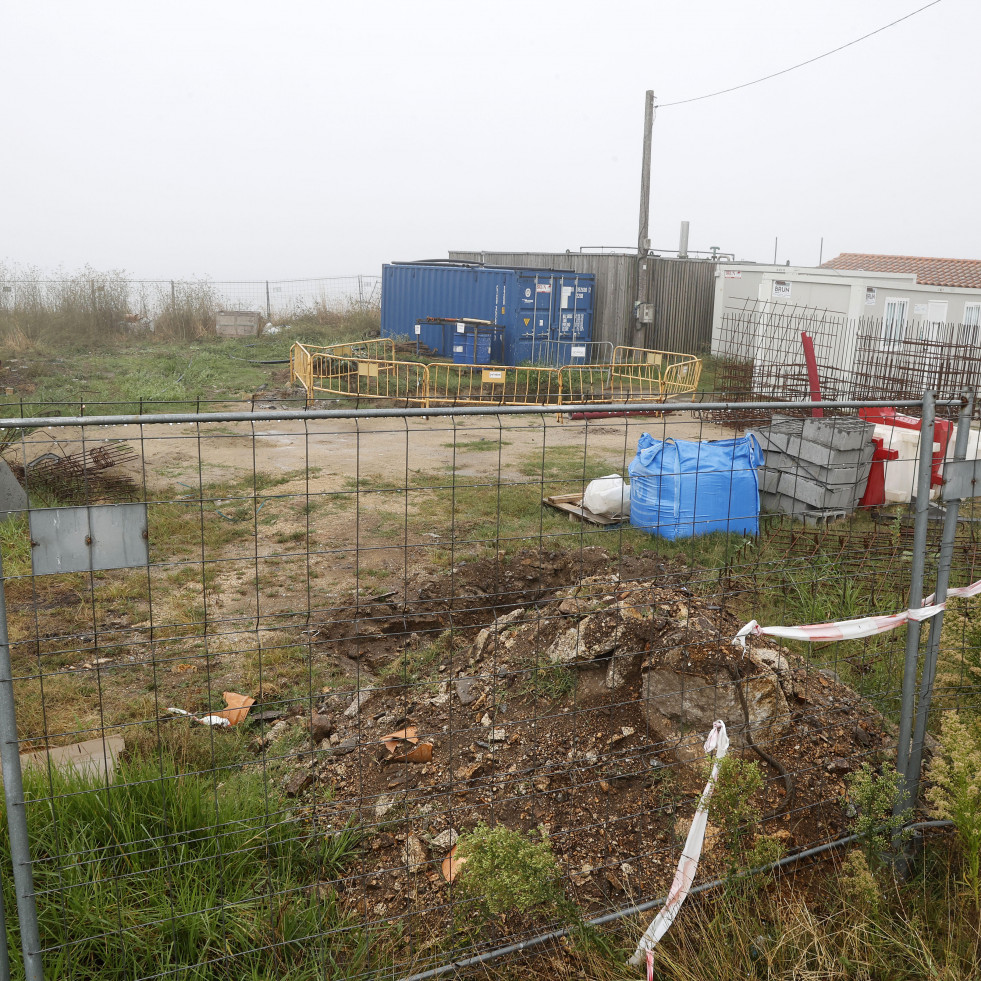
[0,392,979,981]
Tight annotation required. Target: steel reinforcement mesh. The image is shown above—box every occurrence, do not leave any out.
[0,399,978,981]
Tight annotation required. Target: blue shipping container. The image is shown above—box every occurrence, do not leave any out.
[381,263,594,366]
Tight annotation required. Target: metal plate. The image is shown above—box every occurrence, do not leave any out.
[29,503,149,575]
[941,459,981,502]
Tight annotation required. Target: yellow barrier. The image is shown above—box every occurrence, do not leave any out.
[311,337,395,362]
[610,346,702,401]
[290,343,316,404]
[426,363,561,407]
[307,356,428,405]
[289,341,700,408]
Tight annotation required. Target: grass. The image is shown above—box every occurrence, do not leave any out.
[1,756,375,981]
[0,276,379,415]
[464,835,980,981]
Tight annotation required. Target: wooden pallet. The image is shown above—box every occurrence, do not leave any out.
[543,493,626,526]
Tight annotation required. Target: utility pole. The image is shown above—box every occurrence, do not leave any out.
[635,90,656,340]
[638,90,655,256]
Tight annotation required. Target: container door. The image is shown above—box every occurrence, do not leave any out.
[515,272,553,363]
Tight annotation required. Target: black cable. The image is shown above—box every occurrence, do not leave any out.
[659,1,944,109]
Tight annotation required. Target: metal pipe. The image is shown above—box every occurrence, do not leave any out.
[906,390,975,802]
[678,221,690,259]
[0,549,45,981]
[397,821,954,981]
[0,398,958,431]
[895,389,937,817]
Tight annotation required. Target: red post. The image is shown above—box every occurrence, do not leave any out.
[801,331,823,418]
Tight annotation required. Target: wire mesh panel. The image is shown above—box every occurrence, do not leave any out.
[0,397,977,980]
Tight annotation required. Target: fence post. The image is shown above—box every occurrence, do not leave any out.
[0,550,45,981]
[894,389,936,822]
[265,281,271,321]
[905,390,974,807]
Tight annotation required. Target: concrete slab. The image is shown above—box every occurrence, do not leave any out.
[20,735,125,783]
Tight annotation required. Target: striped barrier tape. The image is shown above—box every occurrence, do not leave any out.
[629,720,729,967]
[732,573,981,648]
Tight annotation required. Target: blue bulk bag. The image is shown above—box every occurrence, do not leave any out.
[628,433,763,540]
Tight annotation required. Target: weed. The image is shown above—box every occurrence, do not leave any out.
[706,753,763,855]
[379,631,453,687]
[518,660,577,700]
[838,847,882,917]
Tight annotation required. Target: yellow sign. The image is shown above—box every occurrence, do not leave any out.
[523,318,530,326]
[357,362,379,378]
[482,369,505,385]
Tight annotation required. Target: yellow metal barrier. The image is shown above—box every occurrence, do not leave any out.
[290,342,316,405]
[426,363,561,407]
[610,345,702,401]
[312,337,395,362]
[307,355,428,405]
[290,340,700,409]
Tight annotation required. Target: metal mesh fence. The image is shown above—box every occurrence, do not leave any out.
[0,274,381,337]
[0,396,978,980]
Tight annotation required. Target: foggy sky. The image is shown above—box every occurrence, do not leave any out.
[3,0,974,280]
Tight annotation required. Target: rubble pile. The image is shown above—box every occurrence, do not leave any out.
[266,560,893,934]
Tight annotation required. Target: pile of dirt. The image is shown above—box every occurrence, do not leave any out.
[264,561,892,944]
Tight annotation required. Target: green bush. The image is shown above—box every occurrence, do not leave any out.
[456,822,564,917]
[845,762,911,868]
[927,712,981,905]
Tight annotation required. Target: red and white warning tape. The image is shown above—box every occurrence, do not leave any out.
[629,720,729,968]
[732,575,981,648]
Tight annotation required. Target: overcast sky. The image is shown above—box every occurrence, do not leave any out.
[3,0,974,280]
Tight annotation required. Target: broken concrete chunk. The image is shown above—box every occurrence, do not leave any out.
[283,769,314,797]
[546,626,583,664]
[454,677,481,706]
[404,834,428,872]
[430,828,459,851]
[344,686,376,718]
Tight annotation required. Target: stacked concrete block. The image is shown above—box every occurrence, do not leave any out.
[750,416,876,526]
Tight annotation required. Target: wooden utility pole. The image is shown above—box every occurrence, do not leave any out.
[637,90,655,256]
[635,90,656,338]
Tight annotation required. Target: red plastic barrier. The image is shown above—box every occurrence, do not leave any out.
[858,407,951,488]
[859,436,899,508]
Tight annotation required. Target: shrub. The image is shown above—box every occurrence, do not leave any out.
[845,762,911,867]
[456,822,564,917]
[926,711,981,905]
[707,753,763,852]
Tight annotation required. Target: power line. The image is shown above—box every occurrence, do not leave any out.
[659,0,944,109]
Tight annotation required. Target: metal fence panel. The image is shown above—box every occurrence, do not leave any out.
[0,395,975,980]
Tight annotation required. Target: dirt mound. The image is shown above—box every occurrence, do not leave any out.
[306,548,682,668]
[268,562,891,943]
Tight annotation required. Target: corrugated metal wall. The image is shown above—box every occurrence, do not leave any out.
[448,251,715,353]
[644,256,716,353]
